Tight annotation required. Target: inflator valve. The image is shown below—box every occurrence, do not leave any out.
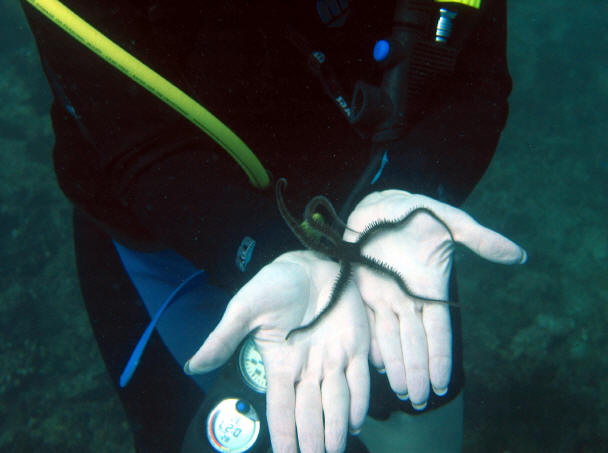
[435,8,457,42]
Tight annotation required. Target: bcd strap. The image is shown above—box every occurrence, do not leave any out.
[285,26,353,121]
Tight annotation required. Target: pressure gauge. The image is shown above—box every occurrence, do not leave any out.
[206,398,261,453]
[238,337,267,393]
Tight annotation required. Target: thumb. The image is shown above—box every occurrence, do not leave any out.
[185,296,252,375]
[457,221,527,265]
[185,259,300,375]
[429,199,527,265]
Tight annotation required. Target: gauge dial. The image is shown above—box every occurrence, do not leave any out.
[238,337,267,393]
[206,398,260,453]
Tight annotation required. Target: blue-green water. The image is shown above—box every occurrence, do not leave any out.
[1,1,606,452]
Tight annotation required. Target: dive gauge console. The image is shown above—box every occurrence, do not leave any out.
[181,336,269,453]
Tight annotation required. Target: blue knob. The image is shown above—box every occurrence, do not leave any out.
[236,400,250,414]
[373,39,390,62]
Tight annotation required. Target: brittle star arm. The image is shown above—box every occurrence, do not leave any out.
[357,254,457,306]
[276,178,362,338]
[275,178,337,256]
[357,207,455,248]
[304,195,354,242]
[285,260,353,340]
[356,206,457,305]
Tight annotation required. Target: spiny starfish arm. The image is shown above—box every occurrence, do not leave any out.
[357,207,455,249]
[304,195,354,235]
[303,195,344,247]
[285,261,353,340]
[358,254,456,306]
[275,178,337,255]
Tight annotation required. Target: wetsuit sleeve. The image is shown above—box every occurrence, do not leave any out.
[21,1,297,291]
[372,0,512,206]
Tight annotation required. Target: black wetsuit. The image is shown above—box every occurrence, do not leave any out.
[22,0,511,451]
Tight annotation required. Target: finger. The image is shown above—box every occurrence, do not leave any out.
[374,310,408,397]
[367,308,384,370]
[345,356,370,433]
[399,308,430,410]
[295,379,324,453]
[321,371,349,453]
[267,372,298,453]
[416,196,527,265]
[185,298,250,374]
[422,304,452,396]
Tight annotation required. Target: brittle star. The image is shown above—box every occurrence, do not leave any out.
[276,178,457,340]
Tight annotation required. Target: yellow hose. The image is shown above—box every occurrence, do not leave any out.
[435,0,481,9]
[25,0,270,189]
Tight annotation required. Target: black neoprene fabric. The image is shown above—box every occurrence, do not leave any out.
[22,0,511,290]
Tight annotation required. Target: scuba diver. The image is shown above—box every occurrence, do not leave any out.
[21,0,526,452]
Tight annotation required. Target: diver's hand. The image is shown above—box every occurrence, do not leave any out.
[344,190,527,409]
[186,251,370,453]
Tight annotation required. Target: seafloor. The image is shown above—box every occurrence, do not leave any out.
[1,1,606,452]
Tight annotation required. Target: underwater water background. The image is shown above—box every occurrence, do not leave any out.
[0,0,606,452]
